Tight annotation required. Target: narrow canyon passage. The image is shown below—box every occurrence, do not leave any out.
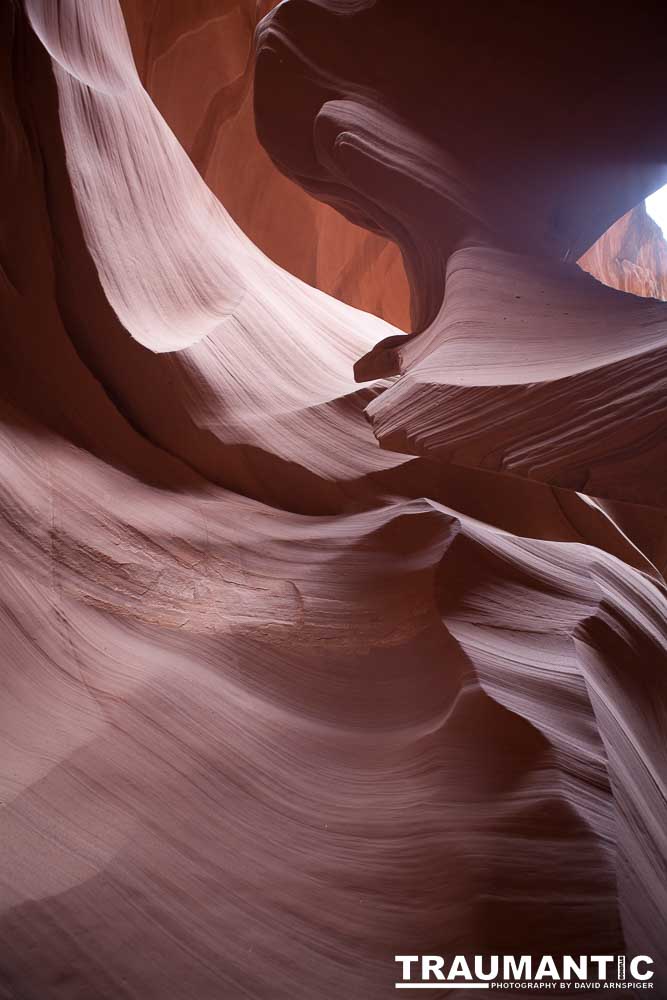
[0,2,666,998]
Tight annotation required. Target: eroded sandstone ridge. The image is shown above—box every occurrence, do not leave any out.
[1,2,666,998]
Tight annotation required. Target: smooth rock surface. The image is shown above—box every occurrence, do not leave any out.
[1,2,666,998]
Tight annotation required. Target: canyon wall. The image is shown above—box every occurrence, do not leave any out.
[118,0,411,330]
[1,2,666,998]
[579,203,667,301]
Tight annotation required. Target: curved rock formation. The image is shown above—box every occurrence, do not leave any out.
[359,246,667,507]
[1,1,666,998]
[118,0,411,330]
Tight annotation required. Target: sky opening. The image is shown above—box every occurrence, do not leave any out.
[645,183,667,238]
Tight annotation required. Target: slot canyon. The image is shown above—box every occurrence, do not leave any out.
[1,2,666,998]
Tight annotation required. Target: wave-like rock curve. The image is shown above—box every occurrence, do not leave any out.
[1,1,666,997]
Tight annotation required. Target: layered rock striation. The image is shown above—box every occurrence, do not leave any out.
[0,2,666,998]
